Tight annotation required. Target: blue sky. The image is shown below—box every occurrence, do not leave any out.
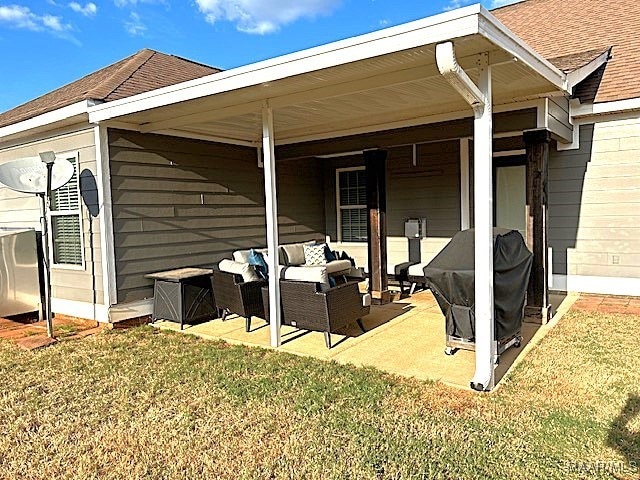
[0,0,519,114]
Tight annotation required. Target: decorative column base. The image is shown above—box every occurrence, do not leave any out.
[371,289,391,305]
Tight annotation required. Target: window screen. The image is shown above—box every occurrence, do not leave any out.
[50,155,82,266]
[338,169,367,242]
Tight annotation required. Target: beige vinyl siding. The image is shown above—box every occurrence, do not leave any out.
[0,128,103,305]
[109,130,325,303]
[549,118,640,278]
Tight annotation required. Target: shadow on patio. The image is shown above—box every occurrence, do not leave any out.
[154,290,575,389]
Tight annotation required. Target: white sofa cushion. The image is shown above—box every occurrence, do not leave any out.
[219,259,260,282]
[233,248,268,264]
[362,293,372,308]
[279,265,330,291]
[408,263,429,277]
[232,249,251,263]
[325,259,353,274]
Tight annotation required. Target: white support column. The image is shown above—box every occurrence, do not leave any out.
[459,137,470,230]
[470,53,496,391]
[262,101,281,348]
[94,124,117,312]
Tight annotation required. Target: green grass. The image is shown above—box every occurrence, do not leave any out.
[0,309,639,479]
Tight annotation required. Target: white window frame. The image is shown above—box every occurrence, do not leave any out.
[336,166,367,243]
[48,150,85,270]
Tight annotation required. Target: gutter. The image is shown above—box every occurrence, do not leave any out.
[0,100,97,143]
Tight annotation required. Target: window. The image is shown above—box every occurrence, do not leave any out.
[337,167,367,242]
[49,153,83,266]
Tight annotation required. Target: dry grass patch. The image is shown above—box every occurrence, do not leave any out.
[1,310,639,479]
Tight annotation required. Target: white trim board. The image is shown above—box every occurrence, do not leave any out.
[572,97,640,118]
[94,125,117,307]
[52,297,109,322]
[108,299,154,323]
[552,274,640,297]
[51,297,154,323]
[0,101,93,141]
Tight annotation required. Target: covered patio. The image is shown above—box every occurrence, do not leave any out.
[153,289,574,388]
[91,5,574,390]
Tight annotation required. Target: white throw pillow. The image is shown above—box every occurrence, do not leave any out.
[218,259,260,282]
[303,243,327,266]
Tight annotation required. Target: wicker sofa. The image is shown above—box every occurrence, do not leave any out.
[232,241,354,275]
[213,241,363,335]
[261,265,371,348]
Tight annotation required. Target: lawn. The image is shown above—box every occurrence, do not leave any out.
[0,309,638,480]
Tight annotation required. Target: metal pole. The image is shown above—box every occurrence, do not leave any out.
[42,162,54,338]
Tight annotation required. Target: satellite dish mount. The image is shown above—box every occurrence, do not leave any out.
[0,152,75,338]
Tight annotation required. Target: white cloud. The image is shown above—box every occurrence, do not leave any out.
[0,5,39,30]
[0,4,71,32]
[42,14,69,31]
[443,0,523,11]
[114,0,165,7]
[124,11,146,35]
[489,0,523,7]
[69,2,97,16]
[443,0,473,11]
[195,0,341,34]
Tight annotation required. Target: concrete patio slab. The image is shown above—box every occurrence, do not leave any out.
[154,289,578,389]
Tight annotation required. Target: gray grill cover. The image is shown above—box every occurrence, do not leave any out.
[424,228,532,341]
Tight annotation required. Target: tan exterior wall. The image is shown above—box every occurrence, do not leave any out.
[0,127,104,309]
[109,130,325,304]
[549,117,640,290]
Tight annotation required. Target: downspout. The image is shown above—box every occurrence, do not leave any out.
[436,42,497,391]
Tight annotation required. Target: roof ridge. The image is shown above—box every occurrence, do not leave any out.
[87,48,156,101]
[169,52,222,73]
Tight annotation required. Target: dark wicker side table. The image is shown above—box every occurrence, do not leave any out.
[145,267,217,330]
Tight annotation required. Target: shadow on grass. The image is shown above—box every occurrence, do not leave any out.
[608,394,640,466]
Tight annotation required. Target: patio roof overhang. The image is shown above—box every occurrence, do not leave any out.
[89,4,569,392]
[88,4,568,146]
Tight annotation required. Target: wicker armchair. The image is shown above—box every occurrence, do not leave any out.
[211,270,268,332]
[263,279,370,348]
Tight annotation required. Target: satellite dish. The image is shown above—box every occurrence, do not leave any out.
[0,157,74,194]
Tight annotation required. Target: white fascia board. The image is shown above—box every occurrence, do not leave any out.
[0,100,92,139]
[89,5,484,123]
[477,7,568,93]
[571,97,640,118]
[566,49,610,91]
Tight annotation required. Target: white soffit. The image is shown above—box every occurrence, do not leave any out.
[88,4,567,144]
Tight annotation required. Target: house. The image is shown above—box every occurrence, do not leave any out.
[1,1,638,390]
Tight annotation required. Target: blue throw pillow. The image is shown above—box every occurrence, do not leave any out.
[324,244,337,262]
[248,249,268,278]
[328,276,337,288]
